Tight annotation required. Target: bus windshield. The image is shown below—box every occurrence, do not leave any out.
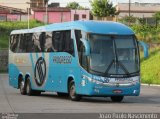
[89,34,139,76]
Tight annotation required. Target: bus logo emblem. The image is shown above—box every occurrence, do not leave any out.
[34,57,46,86]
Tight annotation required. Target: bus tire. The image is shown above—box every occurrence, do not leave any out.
[57,92,69,97]
[69,80,81,101]
[110,96,124,102]
[33,90,41,96]
[26,79,33,96]
[19,80,26,95]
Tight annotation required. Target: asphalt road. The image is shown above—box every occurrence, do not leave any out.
[0,74,160,118]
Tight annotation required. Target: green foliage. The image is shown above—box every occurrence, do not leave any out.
[66,2,80,9]
[90,0,118,17]
[130,24,160,43]
[153,11,160,27]
[0,20,44,49]
[66,1,87,10]
[141,48,160,84]
[153,11,160,21]
[119,15,137,24]
[138,18,145,25]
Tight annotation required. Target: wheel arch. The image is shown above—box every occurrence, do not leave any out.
[18,72,23,89]
[67,75,75,93]
[24,72,31,85]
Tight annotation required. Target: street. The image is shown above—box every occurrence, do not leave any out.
[0,74,160,114]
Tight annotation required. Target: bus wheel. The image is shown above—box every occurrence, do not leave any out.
[26,79,33,96]
[111,96,124,102]
[57,92,69,97]
[33,90,41,96]
[69,80,81,101]
[19,80,26,95]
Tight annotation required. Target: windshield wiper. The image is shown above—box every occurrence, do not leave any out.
[104,59,114,75]
[118,61,130,76]
[104,59,130,76]
[104,36,130,76]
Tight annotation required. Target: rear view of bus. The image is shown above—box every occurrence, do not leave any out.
[8,21,146,102]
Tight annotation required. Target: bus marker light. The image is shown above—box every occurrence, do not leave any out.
[133,90,137,94]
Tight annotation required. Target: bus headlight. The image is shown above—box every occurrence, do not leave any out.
[82,75,103,84]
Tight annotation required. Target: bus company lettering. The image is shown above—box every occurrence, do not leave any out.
[53,56,72,64]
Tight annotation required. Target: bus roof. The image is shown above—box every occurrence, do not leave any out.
[11,20,134,35]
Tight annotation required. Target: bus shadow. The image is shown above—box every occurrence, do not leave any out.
[40,93,69,100]
[39,93,160,104]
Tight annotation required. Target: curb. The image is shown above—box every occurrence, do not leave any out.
[141,84,160,87]
[0,73,8,76]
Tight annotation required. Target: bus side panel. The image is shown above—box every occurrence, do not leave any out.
[44,53,72,92]
[9,63,19,88]
[8,52,19,88]
[44,53,81,93]
[28,53,50,91]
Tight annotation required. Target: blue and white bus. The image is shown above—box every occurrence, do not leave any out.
[9,20,147,102]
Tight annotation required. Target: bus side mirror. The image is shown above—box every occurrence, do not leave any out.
[80,39,90,56]
[138,41,149,58]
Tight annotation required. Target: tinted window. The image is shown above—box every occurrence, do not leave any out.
[10,30,74,55]
[10,35,19,52]
[52,30,74,55]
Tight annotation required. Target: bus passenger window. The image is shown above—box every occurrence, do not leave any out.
[45,32,53,52]
[52,31,66,52]
[33,33,41,52]
[75,30,82,52]
[10,35,19,53]
[39,32,46,52]
[52,30,74,55]
[63,31,74,56]
[75,30,82,59]
[18,34,26,53]
[26,34,34,52]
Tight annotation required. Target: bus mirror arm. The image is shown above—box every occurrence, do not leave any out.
[138,41,149,58]
[80,39,90,56]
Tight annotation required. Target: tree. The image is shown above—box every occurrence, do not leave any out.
[119,15,137,25]
[90,0,118,19]
[153,11,160,27]
[66,2,80,9]
[66,2,88,10]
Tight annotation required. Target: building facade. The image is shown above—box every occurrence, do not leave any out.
[117,3,160,18]
[33,7,71,23]
[0,0,45,12]
[71,10,90,21]
[0,0,29,11]
[0,5,28,21]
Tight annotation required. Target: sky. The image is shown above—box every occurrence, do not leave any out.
[49,0,160,8]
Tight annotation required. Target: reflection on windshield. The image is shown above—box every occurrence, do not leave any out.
[89,34,139,76]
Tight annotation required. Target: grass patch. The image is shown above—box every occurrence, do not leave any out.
[0,20,44,49]
[141,48,160,84]
[0,34,9,48]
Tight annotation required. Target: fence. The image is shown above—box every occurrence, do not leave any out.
[0,49,8,73]
[0,14,33,22]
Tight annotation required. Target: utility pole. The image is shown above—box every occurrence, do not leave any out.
[26,2,30,29]
[129,0,131,17]
[45,0,48,24]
